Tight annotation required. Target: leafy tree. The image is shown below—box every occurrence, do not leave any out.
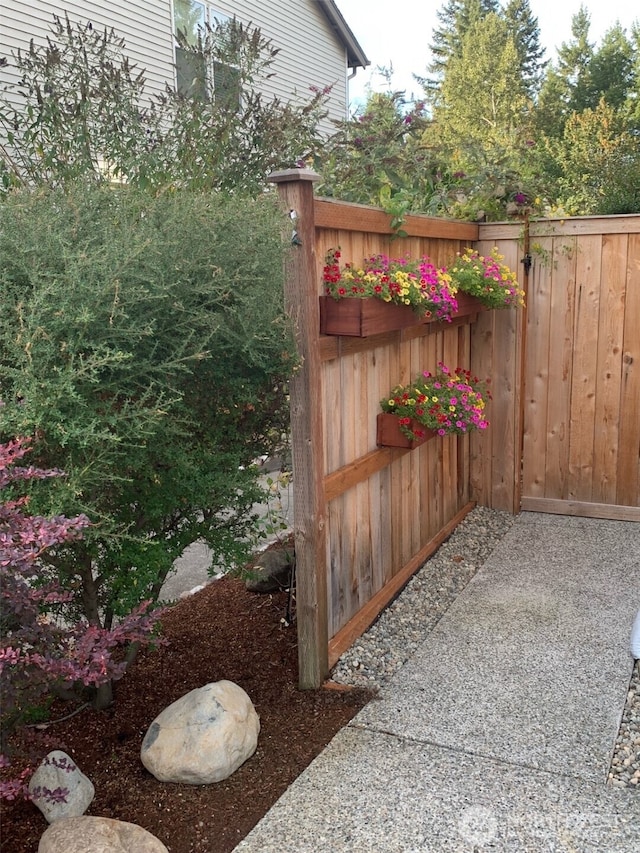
[314,91,444,226]
[532,12,639,214]
[0,14,329,194]
[424,12,539,219]
[0,184,298,707]
[549,98,640,214]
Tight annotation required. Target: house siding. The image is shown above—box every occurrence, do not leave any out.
[1,1,175,100]
[205,0,350,130]
[1,0,353,133]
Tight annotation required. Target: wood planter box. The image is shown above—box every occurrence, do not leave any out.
[452,292,486,318]
[319,292,486,337]
[376,413,437,450]
[319,296,424,337]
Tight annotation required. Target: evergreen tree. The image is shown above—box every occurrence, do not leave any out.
[536,5,595,138]
[502,0,547,97]
[587,25,635,111]
[422,0,499,103]
[624,25,640,127]
[425,12,537,218]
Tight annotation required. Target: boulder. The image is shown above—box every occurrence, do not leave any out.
[29,750,94,823]
[245,547,294,593]
[140,680,259,784]
[38,815,168,853]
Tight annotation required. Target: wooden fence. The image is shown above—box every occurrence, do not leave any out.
[473,215,640,521]
[269,171,640,688]
[271,170,484,687]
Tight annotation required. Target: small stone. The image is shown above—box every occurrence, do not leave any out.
[29,751,94,824]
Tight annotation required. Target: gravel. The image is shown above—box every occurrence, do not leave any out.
[608,661,640,789]
[329,505,639,791]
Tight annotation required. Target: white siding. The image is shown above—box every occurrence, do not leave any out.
[204,0,350,132]
[1,0,352,134]
[0,0,175,102]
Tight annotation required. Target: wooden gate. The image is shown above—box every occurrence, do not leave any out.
[474,215,640,522]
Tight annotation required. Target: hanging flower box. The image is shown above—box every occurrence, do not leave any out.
[450,291,487,319]
[376,413,436,449]
[379,363,491,443]
[320,248,457,337]
[448,248,525,308]
[319,291,486,337]
[319,295,426,337]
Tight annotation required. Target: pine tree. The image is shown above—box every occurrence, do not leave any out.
[502,0,547,97]
[422,0,500,103]
[425,11,536,219]
[587,24,635,111]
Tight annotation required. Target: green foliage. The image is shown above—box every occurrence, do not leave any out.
[502,0,547,96]
[432,14,528,152]
[0,14,328,195]
[426,0,501,88]
[449,247,525,307]
[536,12,636,141]
[320,1,639,221]
[315,91,451,229]
[549,99,640,215]
[587,25,636,111]
[0,183,298,629]
[422,12,542,220]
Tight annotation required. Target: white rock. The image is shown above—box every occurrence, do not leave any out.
[28,750,94,823]
[140,680,260,784]
[38,815,168,853]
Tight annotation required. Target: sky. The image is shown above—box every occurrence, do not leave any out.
[337,0,639,109]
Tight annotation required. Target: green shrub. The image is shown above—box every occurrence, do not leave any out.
[0,182,296,638]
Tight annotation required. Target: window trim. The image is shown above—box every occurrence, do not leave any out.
[172,0,239,106]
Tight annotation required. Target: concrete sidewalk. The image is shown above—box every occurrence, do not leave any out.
[234,513,640,852]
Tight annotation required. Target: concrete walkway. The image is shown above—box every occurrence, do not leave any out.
[234,513,640,852]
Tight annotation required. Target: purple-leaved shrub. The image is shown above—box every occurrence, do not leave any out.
[0,432,162,801]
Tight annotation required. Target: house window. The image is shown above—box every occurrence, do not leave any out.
[173,0,240,107]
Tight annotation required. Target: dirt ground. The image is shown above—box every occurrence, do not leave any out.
[1,568,374,853]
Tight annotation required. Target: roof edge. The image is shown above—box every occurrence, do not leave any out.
[316,0,369,69]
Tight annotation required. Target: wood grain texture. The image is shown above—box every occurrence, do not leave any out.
[520,497,640,522]
[275,182,638,680]
[315,198,479,240]
[471,219,639,513]
[568,235,601,501]
[271,172,328,688]
[617,233,640,506]
[327,502,476,666]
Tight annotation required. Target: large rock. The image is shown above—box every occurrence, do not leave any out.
[140,680,260,784]
[245,547,295,593]
[28,750,94,823]
[38,816,168,853]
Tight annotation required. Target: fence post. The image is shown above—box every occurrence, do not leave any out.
[268,168,328,689]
